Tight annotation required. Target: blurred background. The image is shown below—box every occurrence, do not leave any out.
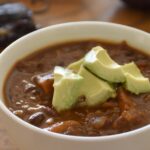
[0,0,149,149]
[23,0,150,28]
[1,0,149,27]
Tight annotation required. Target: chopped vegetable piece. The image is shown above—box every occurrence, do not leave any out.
[84,46,125,83]
[123,62,150,94]
[68,59,83,73]
[78,66,116,106]
[52,66,83,112]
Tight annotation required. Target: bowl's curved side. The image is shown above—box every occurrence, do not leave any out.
[0,22,150,150]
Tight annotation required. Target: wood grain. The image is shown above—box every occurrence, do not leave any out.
[0,0,149,149]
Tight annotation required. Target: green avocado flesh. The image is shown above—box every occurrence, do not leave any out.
[84,46,125,83]
[78,66,116,106]
[52,46,150,112]
[52,66,83,112]
[68,59,83,73]
[123,62,150,94]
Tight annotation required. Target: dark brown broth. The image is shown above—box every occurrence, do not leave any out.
[4,40,150,136]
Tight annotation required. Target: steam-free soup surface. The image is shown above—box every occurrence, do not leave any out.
[4,40,150,136]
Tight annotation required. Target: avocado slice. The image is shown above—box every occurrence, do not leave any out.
[123,62,150,94]
[52,66,83,112]
[68,59,83,73]
[78,66,116,106]
[84,46,125,83]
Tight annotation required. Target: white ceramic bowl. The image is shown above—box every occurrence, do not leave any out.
[0,22,150,150]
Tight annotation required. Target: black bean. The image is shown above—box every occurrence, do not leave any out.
[28,112,45,126]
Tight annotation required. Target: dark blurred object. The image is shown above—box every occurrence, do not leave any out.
[122,0,150,9]
[0,3,32,23]
[0,3,37,49]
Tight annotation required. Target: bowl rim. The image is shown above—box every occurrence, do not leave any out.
[0,21,150,142]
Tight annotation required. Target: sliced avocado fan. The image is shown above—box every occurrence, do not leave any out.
[52,66,83,112]
[123,62,150,94]
[84,46,125,83]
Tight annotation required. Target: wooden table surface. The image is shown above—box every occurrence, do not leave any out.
[0,0,150,149]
